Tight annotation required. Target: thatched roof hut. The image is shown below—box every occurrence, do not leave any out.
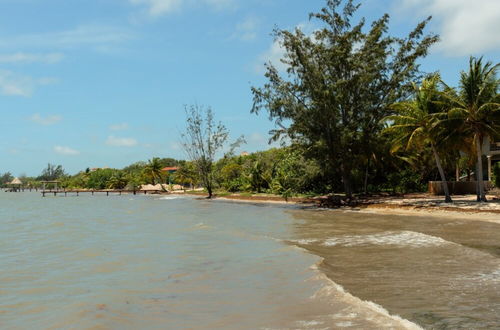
[9,177,22,185]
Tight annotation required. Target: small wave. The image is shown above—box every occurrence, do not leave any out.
[295,320,325,328]
[312,273,423,330]
[290,238,321,245]
[335,321,354,327]
[288,231,451,248]
[192,223,211,230]
[158,196,185,200]
[462,266,500,283]
[322,231,450,248]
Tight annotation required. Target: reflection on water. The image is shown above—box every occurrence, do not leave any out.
[1,193,498,329]
[288,209,500,329]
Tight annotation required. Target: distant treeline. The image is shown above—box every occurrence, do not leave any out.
[1,146,499,195]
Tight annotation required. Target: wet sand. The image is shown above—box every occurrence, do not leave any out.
[211,193,500,223]
[287,208,500,329]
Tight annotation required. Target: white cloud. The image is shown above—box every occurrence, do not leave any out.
[106,135,138,147]
[248,132,267,144]
[129,0,235,17]
[109,123,129,131]
[129,0,182,16]
[54,146,80,156]
[396,0,500,56]
[0,71,57,97]
[232,17,259,41]
[0,52,64,64]
[29,113,63,125]
[0,25,133,50]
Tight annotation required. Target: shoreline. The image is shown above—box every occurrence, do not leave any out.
[171,192,500,223]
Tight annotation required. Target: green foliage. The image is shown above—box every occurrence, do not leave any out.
[143,158,165,185]
[87,169,116,190]
[219,162,244,192]
[251,0,438,197]
[181,104,244,198]
[269,149,320,196]
[173,162,199,188]
[442,56,499,201]
[383,169,427,194]
[384,74,453,202]
[125,174,143,191]
[37,163,66,181]
[108,171,128,189]
[61,172,88,189]
[0,172,14,187]
[493,162,500,188]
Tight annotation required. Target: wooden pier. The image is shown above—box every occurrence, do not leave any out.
[41,189,163,197]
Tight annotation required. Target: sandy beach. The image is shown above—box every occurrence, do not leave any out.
[196,192,500,223]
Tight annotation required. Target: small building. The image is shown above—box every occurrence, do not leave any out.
[161,167,179,174]
[7,177,23,192]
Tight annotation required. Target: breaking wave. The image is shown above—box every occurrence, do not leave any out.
[291,231,452,248]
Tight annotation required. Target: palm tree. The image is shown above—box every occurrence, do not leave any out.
[384,74,453,202]
[143,158,164,185]
[107,171,128,189]
[442,57,499,202]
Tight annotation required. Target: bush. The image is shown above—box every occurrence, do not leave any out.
[493,162,500,188]
[383,169,426,194]
[87,169,116,189]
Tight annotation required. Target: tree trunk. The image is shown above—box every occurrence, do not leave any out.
[205,174,213,199]
[475,164,480,202]
[431,144,452,203]
[363,159,370,195]
[341,163,353,200]
[475,137,487,202]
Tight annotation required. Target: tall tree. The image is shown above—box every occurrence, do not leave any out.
[37,163,66,181]
[181,104,243,198]
[443,57,500,202]
[384,75,453,202]
[0,172,14,187]
[251,0,438,198]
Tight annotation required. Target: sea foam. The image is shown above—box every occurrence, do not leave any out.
[322,231,450,248]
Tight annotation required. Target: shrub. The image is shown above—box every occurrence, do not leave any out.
[493,162,500,188]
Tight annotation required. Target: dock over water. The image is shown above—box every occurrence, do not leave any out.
[41,189,163,197]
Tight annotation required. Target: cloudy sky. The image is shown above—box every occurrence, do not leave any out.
[0,0,499,176]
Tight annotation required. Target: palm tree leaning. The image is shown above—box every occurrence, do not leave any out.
[384,74,453,203]
[442,57,500,202]
[144,158,164,185]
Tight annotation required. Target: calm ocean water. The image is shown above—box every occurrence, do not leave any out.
[1,192,499,329]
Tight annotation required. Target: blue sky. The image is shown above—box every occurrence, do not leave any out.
[1,0,499,176]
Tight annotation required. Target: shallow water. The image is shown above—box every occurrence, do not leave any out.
[1,192,498,329]
[288,209,500,329]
